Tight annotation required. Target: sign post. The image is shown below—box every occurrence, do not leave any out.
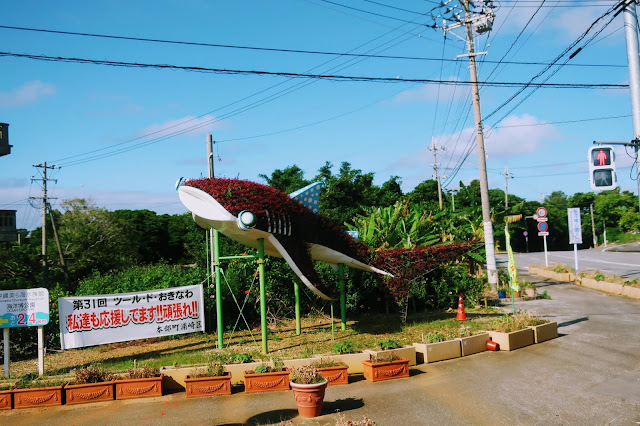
[0,288,50,377]
[536,207,549,266]
[568,207,583,274]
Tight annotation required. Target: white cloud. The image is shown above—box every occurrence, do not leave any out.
[550,7,617,40]
[137,115,229,139]
[0,81,56,108]
[388,114,559,174]
[393,79,466,104]
[484,114,560,157]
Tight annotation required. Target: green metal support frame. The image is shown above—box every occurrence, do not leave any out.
[258,238,268,354]
[213,230,223,349]
[338,263,347,331]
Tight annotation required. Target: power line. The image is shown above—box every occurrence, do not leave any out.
[0,50,626,88]
[0,25,625,68]
[314,0,438,26]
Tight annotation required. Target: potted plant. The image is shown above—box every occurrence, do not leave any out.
[365,338,416,366]
[311,357,349,386]
[184,361,232,397]
[455,325,490,356]
[485,310,539,351]
[413,330,461,363]
[362,352,410,382]
[243,360,290,393]
[289,365,328,418]
[13,373,67,409]
[521,281,537,298]
[115,365,163,400]
[65,366,115,405]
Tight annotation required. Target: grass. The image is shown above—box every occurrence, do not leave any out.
[4,307,507,379]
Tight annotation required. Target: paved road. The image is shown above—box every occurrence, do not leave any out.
[2,274,640,425]
[498,244,640,279]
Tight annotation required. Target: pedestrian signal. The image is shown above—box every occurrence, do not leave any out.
[588,146,617,191]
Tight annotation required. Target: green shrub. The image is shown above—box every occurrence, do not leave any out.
[378,338,401,350]
[333,341,354,354]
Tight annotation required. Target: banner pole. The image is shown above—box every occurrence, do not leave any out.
[37,326,44,375]
[294,281,301,336]
[214,229,223,349]
[3,328,9,378]
[339,263,346,331]
[258,238,268,354]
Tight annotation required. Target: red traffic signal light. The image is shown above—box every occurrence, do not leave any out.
[588,146,617,191]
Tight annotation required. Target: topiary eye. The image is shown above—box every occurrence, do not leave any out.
[237,210,257,229]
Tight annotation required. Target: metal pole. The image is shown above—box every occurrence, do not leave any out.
[37,326,44,375]
[294,281,301,336]
[603,221,608,247]
[3,328,8,378]
[543,235,549,267]
[573,244,579,275]
[207,135,224,348]
[590,203,597,247]
[623,3,640,211]
[258,238,268,354]
[462,0,498,288]
[213,230,223,348]
[339,263,346,331]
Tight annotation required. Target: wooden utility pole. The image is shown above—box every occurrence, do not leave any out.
[31,162,58,288]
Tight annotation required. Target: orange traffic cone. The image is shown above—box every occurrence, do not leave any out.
[456,294,467,321]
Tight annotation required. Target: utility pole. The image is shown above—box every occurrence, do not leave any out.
[31,162,58,288]
[429,141,446,209]
[623,1,640,211]
[590,203,597,247]
[442,0,498,287]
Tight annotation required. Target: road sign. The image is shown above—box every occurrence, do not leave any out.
[533,214,539,220]
[537,222,549,232]
[567,207,583,245]
[523,231,528,236]
[537,217,548,222]
[0,288,49,328]
[536,207,547,218]
[538,231,549,236]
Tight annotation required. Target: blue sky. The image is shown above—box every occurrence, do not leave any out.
[0,0,638,229]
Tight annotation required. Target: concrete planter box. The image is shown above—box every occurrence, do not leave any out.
[486,328,534,351]
[283,357,318,370]
[529,321,558,344]
[456,333,490,356]
[622,285,640,299]
[577,278,640,301]
[413,340,461,363]
[223,362,267,385]
[364,345,416,366]
[319,353,369,374]
[529,266,574,282]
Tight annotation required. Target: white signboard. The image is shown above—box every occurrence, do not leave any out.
[568,207,583,245]
[59,285,204,350]
[0,288,49,328]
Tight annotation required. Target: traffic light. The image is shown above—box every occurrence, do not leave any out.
[588,145,617,191]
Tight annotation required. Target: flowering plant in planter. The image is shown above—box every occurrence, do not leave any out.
[116,365,163,400]
[66,366,116,405]
[13,373,67,409]
[72,366,115,384]
[289,365,328,418]
[185,362,231,398]
[289,365,325,385]
[311,358,349,386]
[125,365,161,379]
[243,360,289,393]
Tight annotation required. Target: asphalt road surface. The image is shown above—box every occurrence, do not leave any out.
[498,243,640,279]
[2,272,640,425]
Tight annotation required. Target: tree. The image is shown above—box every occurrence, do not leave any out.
[259,165,310,194]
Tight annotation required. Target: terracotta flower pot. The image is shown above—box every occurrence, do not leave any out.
[362,356,410,382]
[65,381,115,405]
[0,388,12,410]
[184,374,232,397]
[316,365,349,386]
[115,375,163,400]
[13,383,65,409]
[290,379,328,418]
[525,288,536,297]
[243,369,290,393]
